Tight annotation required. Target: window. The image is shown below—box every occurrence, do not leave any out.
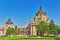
[37,17,42,21]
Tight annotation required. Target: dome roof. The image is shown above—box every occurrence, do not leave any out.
[36,5,46,16]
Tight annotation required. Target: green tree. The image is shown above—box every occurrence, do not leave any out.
[6,26,17,36]
[43,24,50,35]
[36,20,60,36]
[14,26,18,34]
[49,20,59,35]
[49,20,55,34]
[54,25,60,34]
[36,21,48,36]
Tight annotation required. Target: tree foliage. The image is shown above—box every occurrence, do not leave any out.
[36,20,60,36]
[6,26,17,35]
[36,21,47,36]
[49,20,59,34]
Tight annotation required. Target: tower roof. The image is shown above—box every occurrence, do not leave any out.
[36,5,46,16]
[40,5,42,11]
[5,18,13,24]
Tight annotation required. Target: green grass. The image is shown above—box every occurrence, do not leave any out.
[0,36,59,40]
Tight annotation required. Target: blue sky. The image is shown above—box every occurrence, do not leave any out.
[0,0,60,27]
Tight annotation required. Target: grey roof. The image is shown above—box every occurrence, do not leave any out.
[5,18,13,24]
[36,5,46,16]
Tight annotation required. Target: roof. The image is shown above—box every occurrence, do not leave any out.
[36,5,46,16]
[5,18,13,24]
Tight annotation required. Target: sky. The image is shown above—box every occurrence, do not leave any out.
[0,0,60,27]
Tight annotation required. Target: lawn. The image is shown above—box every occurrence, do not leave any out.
[0,36,59,40]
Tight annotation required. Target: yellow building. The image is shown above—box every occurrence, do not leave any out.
[18,27,26,36]
[0,18,15,36]
[27,5,49,36]
[3,18,15,29]
[0,5,49,36]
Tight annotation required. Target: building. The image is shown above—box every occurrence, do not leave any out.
[26,5,49,36]
[0,5,49,36]
[3,18,15,29]
[0,18,15,36]
[18,27,26,36]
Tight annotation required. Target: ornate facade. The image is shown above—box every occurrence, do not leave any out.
[3,18,15,29]
[26,5,49,36]
[0,18,15,36]
[0,5,49,36]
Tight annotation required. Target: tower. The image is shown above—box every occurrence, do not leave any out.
[3,18,15,29]
[28,5,48,36]
[34,5,48,22]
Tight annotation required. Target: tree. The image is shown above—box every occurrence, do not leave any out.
[14,26,18,34]
[6,26,17,36]
[53,25,60,34]
[49,20,55,34]
[43,24,50,35]
[36,21,48,36]
[36,20,60,36]
[48,20,59,35]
